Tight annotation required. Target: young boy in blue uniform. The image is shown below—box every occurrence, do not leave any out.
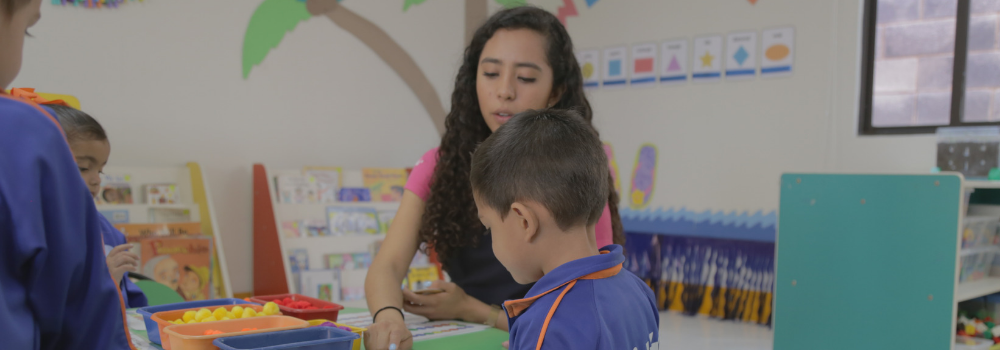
[470,109,660,350]
[0,0,136,348]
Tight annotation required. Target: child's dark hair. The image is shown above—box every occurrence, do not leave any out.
[47,104,108,143]
[471,109,608,230]
[0,0,31,17]
[420,6,623,266]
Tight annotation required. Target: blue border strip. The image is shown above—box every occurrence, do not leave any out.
[725,69,756,76]
[692,72,721,79]
[603,79,627,86]
[584,82,599,88]
[761,66,792,74]
[620,207,777,242]
[630,77,656,84]
[660,75,687,82]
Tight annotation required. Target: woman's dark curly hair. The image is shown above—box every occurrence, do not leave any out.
[419,6,624,267]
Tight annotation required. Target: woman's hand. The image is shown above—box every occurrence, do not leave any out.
[401,281,479,321]
[364,310,413,350]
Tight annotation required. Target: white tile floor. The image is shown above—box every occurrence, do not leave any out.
[658,311,773,350]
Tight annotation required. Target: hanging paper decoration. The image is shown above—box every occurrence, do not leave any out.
[52,0,145,8]
[629,143,657,209]
[603,142,621,195]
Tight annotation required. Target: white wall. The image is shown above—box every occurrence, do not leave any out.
[13,0,940,293]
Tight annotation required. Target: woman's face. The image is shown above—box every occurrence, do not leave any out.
[477,28,559,132]
[0,0,41,89]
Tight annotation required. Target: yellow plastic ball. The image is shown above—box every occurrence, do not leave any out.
[242,308,258,318]
[213,307,228,320]
[182,311,197,322]
[195,308,212,322]
[231,306,244,319]
[263,302,280,316]
[186,319,197,324]
[202,316,218,323]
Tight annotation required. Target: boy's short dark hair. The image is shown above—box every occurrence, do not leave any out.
[471,108,608,230]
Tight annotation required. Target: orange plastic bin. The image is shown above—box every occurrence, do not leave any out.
[152,304,267,350]
[163,316,308,350]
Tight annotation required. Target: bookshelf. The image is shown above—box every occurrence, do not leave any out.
[96,163,233,299]
[252,164,401,301]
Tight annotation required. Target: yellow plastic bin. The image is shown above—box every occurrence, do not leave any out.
[308,319,366,350]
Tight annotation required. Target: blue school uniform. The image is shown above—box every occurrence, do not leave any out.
[504,245,660,350]
[0,95,135,350]
[99,215,148,308]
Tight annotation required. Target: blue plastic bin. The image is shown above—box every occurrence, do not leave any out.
[136,298,258,345]
[213,327,359,350]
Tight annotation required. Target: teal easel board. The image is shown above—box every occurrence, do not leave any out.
[775,174,962,350]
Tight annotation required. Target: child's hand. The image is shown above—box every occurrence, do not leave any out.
[503,340,509,349]
[106,244,138,285]
[401,281,471,321]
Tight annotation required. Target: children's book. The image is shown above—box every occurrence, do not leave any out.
[146,184,178,205]
[362,168,408,202]
[287,249,309,294]
[99,209,130,224]
[299,269,341,302]
[304,166,342,204]
[139,236,212,301]
[327,206,380,235]
[98,173,133,204]
[338,188,371,202]
[303,219,330,237]
[148,208,192,223]
[377,210,396,234]
[281,220,303,238]
[326,252,372,270]
[114,222,203,243]
[276,175,318,204]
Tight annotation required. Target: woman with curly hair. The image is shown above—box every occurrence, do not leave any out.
[363,6,623,350]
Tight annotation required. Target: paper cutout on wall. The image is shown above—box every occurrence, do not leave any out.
[242,0,447,135]
[630,144,657,209]
[692,35,723,81]
[630,43,657,86]
[660,39,688,84]
[586,0,599,7]
[402,0,427,11]
[725,31,757,80]
[495,0,527,9]
[576,50,601,88]
[602,46,627,87]
[761,27,794,76]
[52,0,144,8]
[603,142,621,195]
[555,0,578,25]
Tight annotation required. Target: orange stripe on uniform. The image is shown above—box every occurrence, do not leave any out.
[535,280,577,350]
[0,93,64,135]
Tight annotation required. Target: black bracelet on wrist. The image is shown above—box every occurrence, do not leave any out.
[373,306,405,323]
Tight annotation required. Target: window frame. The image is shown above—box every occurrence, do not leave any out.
[859,0,1000,135]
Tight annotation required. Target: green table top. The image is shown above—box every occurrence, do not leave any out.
[129,307,507,350]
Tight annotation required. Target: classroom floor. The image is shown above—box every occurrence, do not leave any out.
[659,311,773,350]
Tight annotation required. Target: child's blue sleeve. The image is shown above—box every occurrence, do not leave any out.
[0,98,134,350]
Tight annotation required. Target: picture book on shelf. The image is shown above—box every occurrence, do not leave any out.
[99,209,130,224]
[299,269,341,302]
[304,166,342,204]
[362,168,408,202]
[338,188,371,202]
[281,220,303,238]
[276,175,318,204]
[114,222,203,243]
[377,210,396,234]
[146,184,178,205]
[148,208,192,223]
[326,253,372,270]
[98,173,133,204]
[139,236,212,301]
[287,249,309,294]
[327,206,380,235]
[303,219,330,237]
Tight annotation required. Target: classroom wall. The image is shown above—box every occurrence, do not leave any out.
[13,0,938,294]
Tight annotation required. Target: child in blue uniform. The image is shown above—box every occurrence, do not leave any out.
[0,0,136,349]
[45,103,148,308]
[470,109,660,350]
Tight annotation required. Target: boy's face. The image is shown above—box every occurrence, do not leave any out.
[474,193,538,284]
[68,138,110,198]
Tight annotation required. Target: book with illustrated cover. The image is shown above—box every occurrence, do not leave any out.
[303,219,330,237]
[149,208,192,223]
[304,167,342,204]
[276,175,318,204]
[327,206,380,235]
[287,249,309,294]
[362,168,408,202]
[281,220,303,238]
[299,269,341,302]
[327,252,372,270]
[377,210,396,234]
[139,236,212,301]
[98,173,133,204]
[146,184,178,205]
[99,209,130,224]
[114,222,203,243]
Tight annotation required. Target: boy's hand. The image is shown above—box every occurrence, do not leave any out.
[106,244,138,285]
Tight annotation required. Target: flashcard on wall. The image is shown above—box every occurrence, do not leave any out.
[629,144,658,210]
[692,35,723,82]
[660,39,688,84]
[630,43,658,86]
[577,50,601,89]
[725,31,757,80]
[603,47,628,88]
[761,27,794,77]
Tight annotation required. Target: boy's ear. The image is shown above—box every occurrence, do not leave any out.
[509,202,538,243]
